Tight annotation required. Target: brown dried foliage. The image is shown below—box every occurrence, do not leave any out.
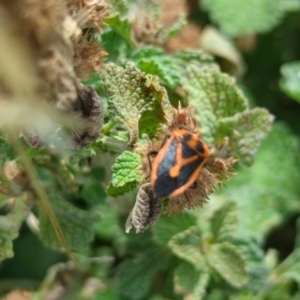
[0,0,107,148]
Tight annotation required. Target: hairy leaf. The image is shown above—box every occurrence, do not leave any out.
[174,261,209,300]
[233,238,269,293]
[132,47,181,89]
[206,242,249,287]
[39,196,99,253]
[116,249,168,300]
[102,62,172,143]
[169,226,205,267]
[174,261,200,295]
[0,194,27,263]
[183,65,247,143]
[202,0,285,37]
[223,123,300,240]
[171,50,215,82]
[217,107,274,165]
[102,29,131,63]
[106,151,142,197]
[279,61,300,102]
[192,271,210,300]
[104,14,135,48]
[153,213,196,245]
[210,200,238,243]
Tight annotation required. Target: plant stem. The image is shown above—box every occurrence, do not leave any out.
[11,136,73,260]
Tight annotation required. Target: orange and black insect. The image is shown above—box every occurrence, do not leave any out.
[149,128,210,198]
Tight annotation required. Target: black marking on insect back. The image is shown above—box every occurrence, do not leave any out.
[180,134,205,159]
[154,139,178,197]
[182,142,198,159]
[153,171,177,197]
[195,141,205,154]
[157,139,177,177]
[177,156,205,187]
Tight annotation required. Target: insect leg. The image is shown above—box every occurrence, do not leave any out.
[147,150,158,172]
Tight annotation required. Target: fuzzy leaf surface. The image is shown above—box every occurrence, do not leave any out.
[217,107,274,165]
[39,196,99,253]
[171,50,215,82]
[202,0,284,37]
[169,226,205,267]
[233,238,269,293]
[174,261,200,295]
[0,194,27,263]
[206,242,249,287]
[210,200,238,243]
[102,62,172,143]
[104,14,135,48]
[184,65,247,143]
[153,213,196,245]
[279,61,300,102]
[116,249,168,300]
[222,123,300,240]
[132,47,181,89]
[174,261,209,300]
[106,151,142,197]
[192,272,210,300]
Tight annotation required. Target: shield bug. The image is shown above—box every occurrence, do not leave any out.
[149,128,210,198]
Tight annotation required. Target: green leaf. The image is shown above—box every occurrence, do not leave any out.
[153,213,196,245]
[202,0,285,37]
[102,62,172,143]
[132,47,181,89]
[217,107,274,165]
[0,194,27,263]
[104,14,135,48]
[280,0,300,12]
[106,151,142,197]
[279,61,300,102]
[210,200,238,243]
[275,248,300,285]
[81,181,106,204]
[116,249,168,300]
[171,50,215,81]
[206,242,249,288]
[169,226,205,267]
[223,123,300,239]
[192,271,210,300]
[183,65,248,143]
[0,137,15,167]
[174,261,200,295]
[39,195,99,253]
[233,238,269,293]
[102,29,131,63]
[94,203,127,251]
[109,0,129,16]
[174,261,209,300]
[69,147,96,165]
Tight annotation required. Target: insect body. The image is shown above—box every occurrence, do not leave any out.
[150,128,210,198]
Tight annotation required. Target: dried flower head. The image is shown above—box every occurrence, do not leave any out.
[0,0,107,149]
[71,85,104,149]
